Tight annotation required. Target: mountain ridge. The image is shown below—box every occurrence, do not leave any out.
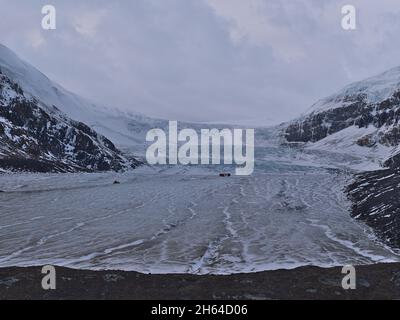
[283,66,400,170]
[0,45,141,173]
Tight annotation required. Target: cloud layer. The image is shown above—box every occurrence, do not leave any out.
[1,0,400,125]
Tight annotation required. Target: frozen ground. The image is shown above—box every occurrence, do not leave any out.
[0,146,399,274]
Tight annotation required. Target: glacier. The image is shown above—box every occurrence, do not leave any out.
[0,143,399,275]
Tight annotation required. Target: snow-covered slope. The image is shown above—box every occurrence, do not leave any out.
[284,66,400,170]
[0,44,173,153]
[308,67,400,115]
[0,45,140,172]
[0,43,239,172]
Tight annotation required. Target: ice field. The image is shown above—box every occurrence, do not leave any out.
[0,146,399,274]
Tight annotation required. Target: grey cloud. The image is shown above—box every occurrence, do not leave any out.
[0,0,400,125]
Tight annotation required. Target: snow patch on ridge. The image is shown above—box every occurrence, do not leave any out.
[307,66,400,115]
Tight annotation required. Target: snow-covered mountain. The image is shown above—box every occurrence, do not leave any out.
[0,44,227,159]
[282,66,400,249]
[284,67,400,170]
[0,44,240,173]
[0,44,141,172]
[0,44,162,149]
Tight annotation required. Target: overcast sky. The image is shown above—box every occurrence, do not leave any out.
[1,0,400,125]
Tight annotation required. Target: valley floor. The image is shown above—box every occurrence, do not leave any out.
[0,167,398,274]
[1,263,400,300]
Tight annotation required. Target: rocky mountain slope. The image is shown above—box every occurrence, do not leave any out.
[282,67,400,249]
[0,49,140,173]
[284,67,400,168]
[0,44,179,153]
[347,167,400,248]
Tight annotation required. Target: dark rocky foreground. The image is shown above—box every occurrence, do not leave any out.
[1,264,400,300]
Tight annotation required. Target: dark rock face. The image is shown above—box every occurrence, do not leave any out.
[284,91,400,147]
[347,168,400,248]
[0,73,140,173]
[285,94,368,143]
